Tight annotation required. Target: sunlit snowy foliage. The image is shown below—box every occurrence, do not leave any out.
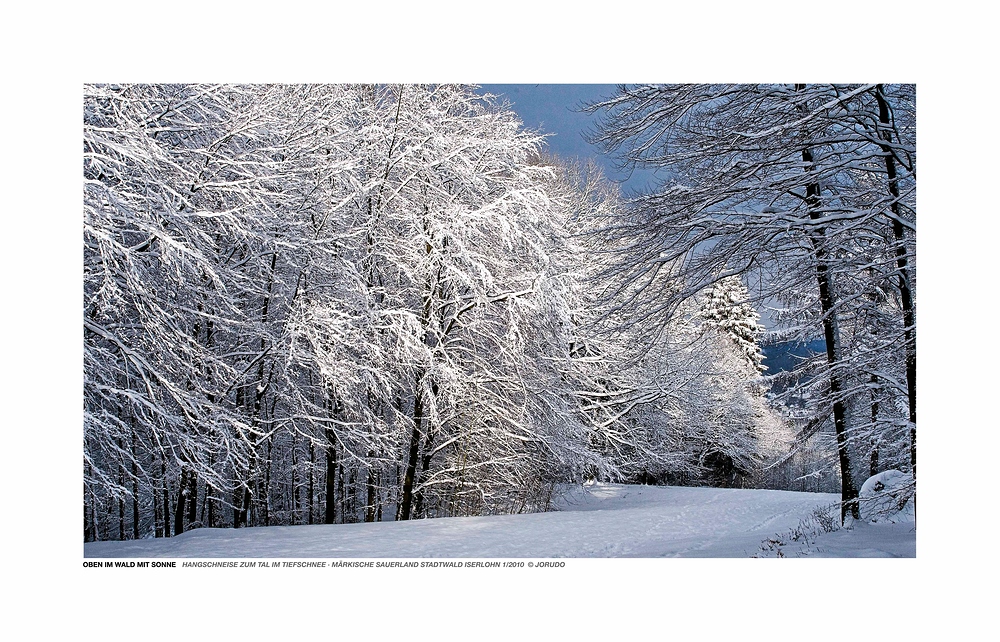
[588,84,916,521]
[83,83,915,548]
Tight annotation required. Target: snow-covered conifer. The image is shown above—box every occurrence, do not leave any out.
[698,275,765,373]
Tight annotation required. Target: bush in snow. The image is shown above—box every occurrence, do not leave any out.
[858,470,914,523]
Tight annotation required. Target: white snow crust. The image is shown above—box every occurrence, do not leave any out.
[859,469,915,524]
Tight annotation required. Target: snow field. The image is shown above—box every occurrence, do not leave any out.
[84,483,914,558]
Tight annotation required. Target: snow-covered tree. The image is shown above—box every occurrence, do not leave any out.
[699,275,765,373]
[542,161,784,488]
[84,84,366,537]
[587,83,916,522]
[84,84,657,540]
[87,83,880,542]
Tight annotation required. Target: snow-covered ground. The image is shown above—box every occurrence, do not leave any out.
[83,483,915,558]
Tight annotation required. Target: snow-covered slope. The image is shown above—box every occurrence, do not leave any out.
[83,484,914,558]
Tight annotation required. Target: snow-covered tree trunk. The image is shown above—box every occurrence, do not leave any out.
[874,84,917,479]
[800,140,859,522]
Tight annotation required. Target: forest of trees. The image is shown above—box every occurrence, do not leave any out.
[588,83,917,520]
[83,83,915,541]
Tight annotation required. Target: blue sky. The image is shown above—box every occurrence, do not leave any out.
[477,84,663,194]
[478,84,786,332]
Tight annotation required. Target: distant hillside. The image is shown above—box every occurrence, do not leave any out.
[762,339,826,374]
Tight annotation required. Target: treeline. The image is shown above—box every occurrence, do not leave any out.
[84,84,781,541]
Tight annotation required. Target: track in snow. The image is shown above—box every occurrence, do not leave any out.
[84,484,913,558]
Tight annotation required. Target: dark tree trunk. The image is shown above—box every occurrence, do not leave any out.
[352,469,360,523]
[234,469,251,528]
[84,462,95,543]
[154,471,162,538]
[92,491,101,542]
[132,476,140,539]
[263,436,273,527]
[117,442,125,541]
[84,500,93,542]
[202,453,213,527]
[204,482,213,528]
[338,462,346,523]
[395,464,402,522]
[162,457,171,537]
[399,377,424,521]
[870,374,880,477]
[414,427,434,518]
[875,85,917,480]
[325,428,337,525]
[415,384,439,517]
[365,457,377,523]
[796,104,860,522]
[174,468,188,536]
[233,482,242,528]
[187,471,197,524]
[309,442,315,525]
[292,438,299,525]
[809,219,859,523]
[240,482,252,527]
[131,427,140,539]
